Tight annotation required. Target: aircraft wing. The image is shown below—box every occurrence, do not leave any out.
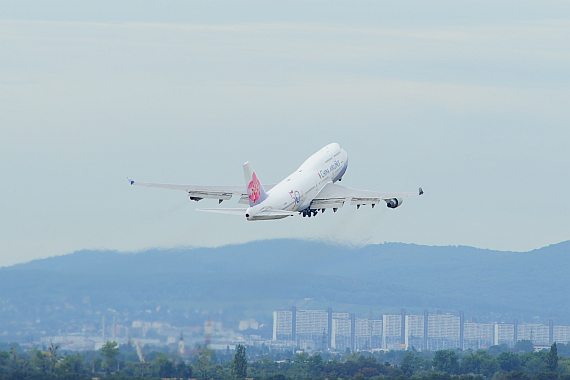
[310,183,423,209]
[128,178,275,203]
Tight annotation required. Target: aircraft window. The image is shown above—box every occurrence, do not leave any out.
[334,152,341,157]
[325,158,332,163]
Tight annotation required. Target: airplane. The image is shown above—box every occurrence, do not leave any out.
[128,143,423,221]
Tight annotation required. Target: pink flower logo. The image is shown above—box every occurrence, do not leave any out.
[289,190,300,204]
[248,172,261,203]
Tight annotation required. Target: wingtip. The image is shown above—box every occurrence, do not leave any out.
[419,187,424,195]
[127,177,134,185]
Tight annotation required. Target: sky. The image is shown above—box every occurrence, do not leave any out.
[1,1,569,267]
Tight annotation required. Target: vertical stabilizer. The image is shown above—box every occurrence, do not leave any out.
[243,161,268,207]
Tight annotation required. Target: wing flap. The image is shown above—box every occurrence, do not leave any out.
[311,183,422,208]
[349,197,382,205]
[188,191,233,201]
[310,198,346,209]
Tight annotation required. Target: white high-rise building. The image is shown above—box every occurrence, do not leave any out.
[273,310,293,341]
[296,310,329,348]
[355,318,382,350]
[382,314,402,350]
[331,316,351,350]
[428,314,460,350]
[554,325,570,344]
[494,323,515,346]
[464,322,494,349]
[405,314,424,350]
[518,324,550,345]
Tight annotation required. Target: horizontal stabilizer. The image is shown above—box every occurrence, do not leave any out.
[196,208,247,215]
[261,209,297,216]
[197,208,297,220]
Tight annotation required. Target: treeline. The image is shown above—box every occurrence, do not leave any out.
[1,341,570,380]
[248,343,568,380]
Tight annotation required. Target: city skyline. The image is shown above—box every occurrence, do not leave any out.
[273,307,570,353]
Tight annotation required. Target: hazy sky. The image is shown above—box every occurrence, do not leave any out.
[1,1,569,267]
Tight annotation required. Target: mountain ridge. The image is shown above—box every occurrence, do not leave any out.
[0,239,569,342]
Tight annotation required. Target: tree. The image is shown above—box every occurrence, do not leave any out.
[232,344,248,379]
[9,344,19,371]
[176,361,192,378]
[489,344,510,357]
[501,371,531,380]
[536,372,559,380]
[521,351,546,375]
[513,340,534,354]
[401,352,414,376]
[47,342,60,373]
[28,349,48,373]
[53,353,83,375]
[0,351,10,373]
[195,345,216,378]
[401,351,431,377]
[100,341,119,374]
[307,354,324,378]
[153,353,175,378]
[545,343,558,373]
[427,373,452,380]
[433,350,460,374]
[55,359,74,375]
[497,351,522,372]
[461,350,499,378]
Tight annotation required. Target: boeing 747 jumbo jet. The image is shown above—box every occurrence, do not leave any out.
[128,143,423,221]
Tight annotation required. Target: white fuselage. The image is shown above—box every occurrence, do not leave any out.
[246,143,348,220]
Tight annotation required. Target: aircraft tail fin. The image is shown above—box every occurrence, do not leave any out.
[243,161,268,206]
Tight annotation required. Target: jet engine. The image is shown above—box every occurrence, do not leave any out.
[385,197,403,208]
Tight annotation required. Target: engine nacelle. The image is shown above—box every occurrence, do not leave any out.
[385,197,403,209]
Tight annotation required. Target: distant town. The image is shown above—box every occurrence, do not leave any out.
[272,308,570,352]
[22,307,569,356]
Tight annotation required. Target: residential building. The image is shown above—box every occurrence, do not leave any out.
[382,314,402,350]
[464,322,494,349]
[405,314,424,350]
[518,324,550,345]
[494,323,515,347]
[428,314,460,350]
[554,325,570,344]
[273,310,293,341]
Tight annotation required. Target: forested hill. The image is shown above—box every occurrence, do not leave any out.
[1,239,569,338]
